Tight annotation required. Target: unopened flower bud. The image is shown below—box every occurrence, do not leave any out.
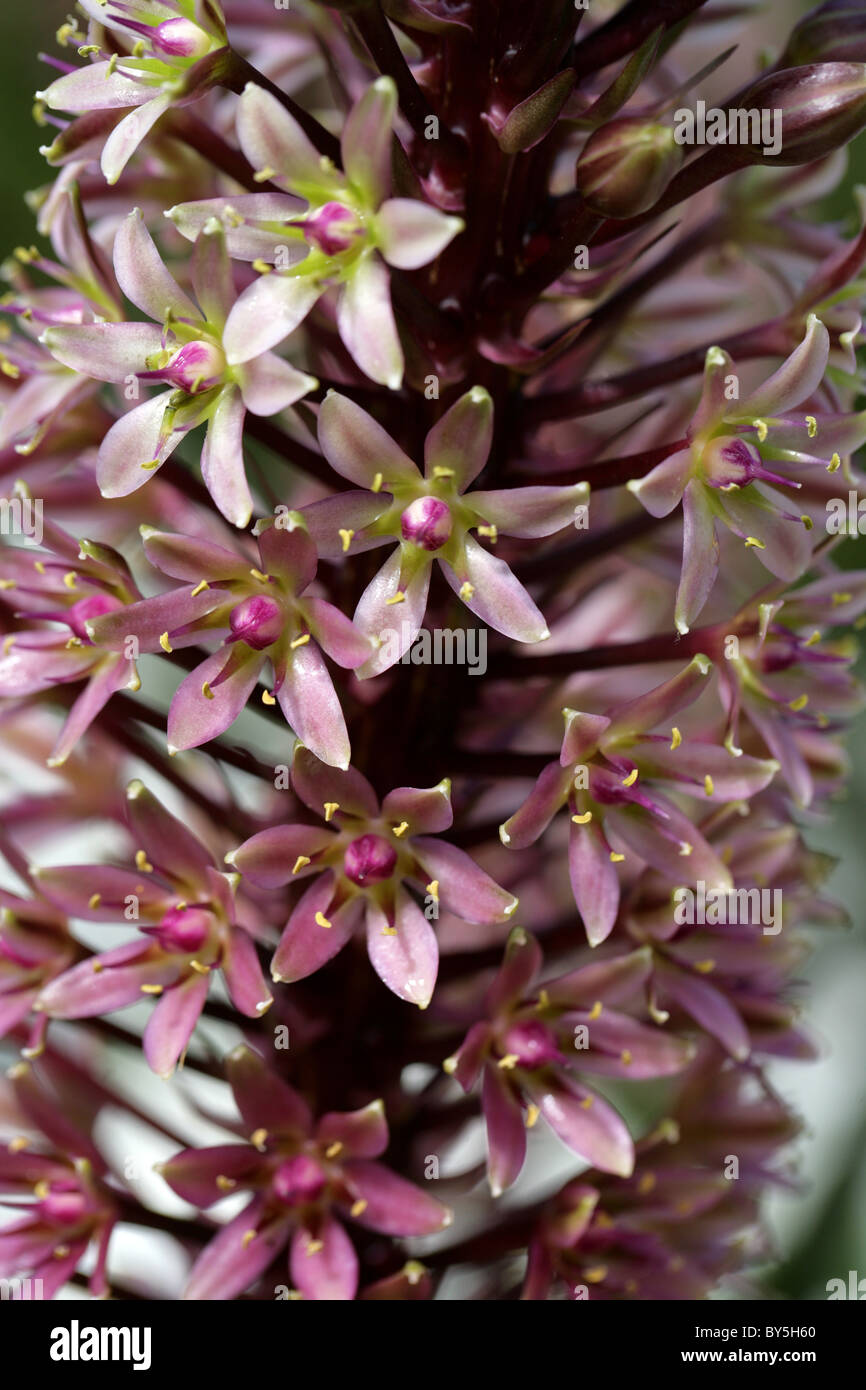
[400,497,453,551]
[734,61,866,164]
[229,596,283,651]
[343,834,398,886]
[782,2,866,66]
[576,119,683,219]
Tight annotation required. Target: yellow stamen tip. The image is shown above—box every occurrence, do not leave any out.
[159,631,173,654]
[323,801,339,822]
[338,528,355,553]
[314,911,332,929]
[292,855,311,875]
[670,727,682,750]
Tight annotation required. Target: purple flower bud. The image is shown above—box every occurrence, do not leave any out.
[153,906,213,955]
[782,2,866,66]
[343,833,398,886]
[734,62,866,165]
[400,496,453,551]
[303,203,364,256]
[163,340,226,393]
[66,593,122,641]
[576,119,683,219]
[152,18,213,60]
[272,1155,327,1204]
[500,1019,561,1068]
[229,595,283,650]
[40,1186,88,1225]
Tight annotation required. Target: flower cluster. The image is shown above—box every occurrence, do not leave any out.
[0,0,865,1302]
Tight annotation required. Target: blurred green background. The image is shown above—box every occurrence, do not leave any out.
[0,0,863,1300]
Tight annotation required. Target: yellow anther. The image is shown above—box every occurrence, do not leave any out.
[290,633,310,648]
[190,579,209,597]
[314,911,332,930]
[805,415,818,438]
[8,1136,29,1153]
[88,893,101,910]
[261,690,276,705]
[679,841,693,857]
[159,631,173,653]
[325,1142,343,1159]
[525,1104,541,1129]
[135,850,153,873]
[826,453,842,473]
[571,811,592,824]
[801,514,813,530]
[588,1001,602,1021]
[752,419,768,443]
[65,637,84,650]
[62,571,78,589]
[432,466,455,479]
[241,1229,258,1249]
[744,536,765,550]
[477,524,498,542]
[292,856,311,875]
[34,1178,51,1198]
[498,1053,519,1070]
[350,1198,368,1217]
[140,984,163,995]
[621,768,638,788]
[609,851,625,863]
[216,1175,236,1192]
[323,801,339,822]
[92,961,103,974]
[585,1266,608,1284]
[249,568,270,583]
[189,960,211,975]
[459,581,474,600]
[141,459,162,471]
[338,528,354,553]
[804,629,822,646]
[385,590,405,605]
[0,358,20,379]
[620,1050,633,1065]
[442,1055,457,1075]
[392,821,409,837]
[0,579,15,591]
[704,774,715,796]
[832,591,852,606]
[251,259,271,275]
[34,561,45,574]
[253,166,276,183]
[670,727,682,750]
[251,1128,268,1150]
[638,1172,656,1195]
[789,694,809,712]
[694,959,716,974]
[202,681,215,700]
[371,472,384,493]
[306,1239,324,1256]
[425,879,439,901]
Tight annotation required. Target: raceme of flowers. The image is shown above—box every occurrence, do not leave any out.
[0,0,865,1302]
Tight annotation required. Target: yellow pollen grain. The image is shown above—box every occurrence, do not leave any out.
[610,851,625,863]
[385,590,405,605]
[8,1137,29,1153]
[392,821,409,838]
[190,960,210,975]
[191,579,209,597]
[135,850,153,873]
[292,856,311,875]
[670,727,682,750]
[202,681,215,700]
[338,529,354,553]
[323,801,339,822]
[252,259,271,275]
[806,415,818,438]
[704,774,715,796]
[621,768,638,787]
[752,419,768,443]
[0,580,15,591]
[92,961,103,974]
[216,1175,236,1192]
[249,568,270,583]
[241,1229,258,1249]
[140,984,163,995]
[459,581,474,600]
[62,572,78,589]
[325,1141,343,1159]
[88,893,101,910]
[572,811,592,824]
[497,1054,519,1070]
[638,1172,656,1194]
[588,1001,602,1020]
[679,841,693,857]
[425,879,439,901]
[262,690,276,705]
[832,592,852,606]
[525,1104,540,1129]
[744,536,765,550]
[694,959,716,974]
[290,633,310,649]
[789,694,809,711]
[580,1095,594,1109]
[381,925,397,936]
[306,1240,324,1256]
[804,629,822,646]
[585,1266,607,1284]
[141,459,162,471]
[314,911,332,930]
[350,1199,368,1217]
[159,632,173,653]
[251,1128,268,1150]
[253,166,276,183]
[827,453,842,473]
[621,1050,633,1065]
[34,561,45,574]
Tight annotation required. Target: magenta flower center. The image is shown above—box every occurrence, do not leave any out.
[272,1154,326,1204]
[41,1187,88,1225]
[154,906,213,954]
[501,1019,560,1068]
[400,496,453,551]
[303,203,364,256]
[163,340,226,393]
[702,435,765,487]
[152,18,213,59]
[343,833,398,886]
[66,592,122,641]
[229,595,283,650]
